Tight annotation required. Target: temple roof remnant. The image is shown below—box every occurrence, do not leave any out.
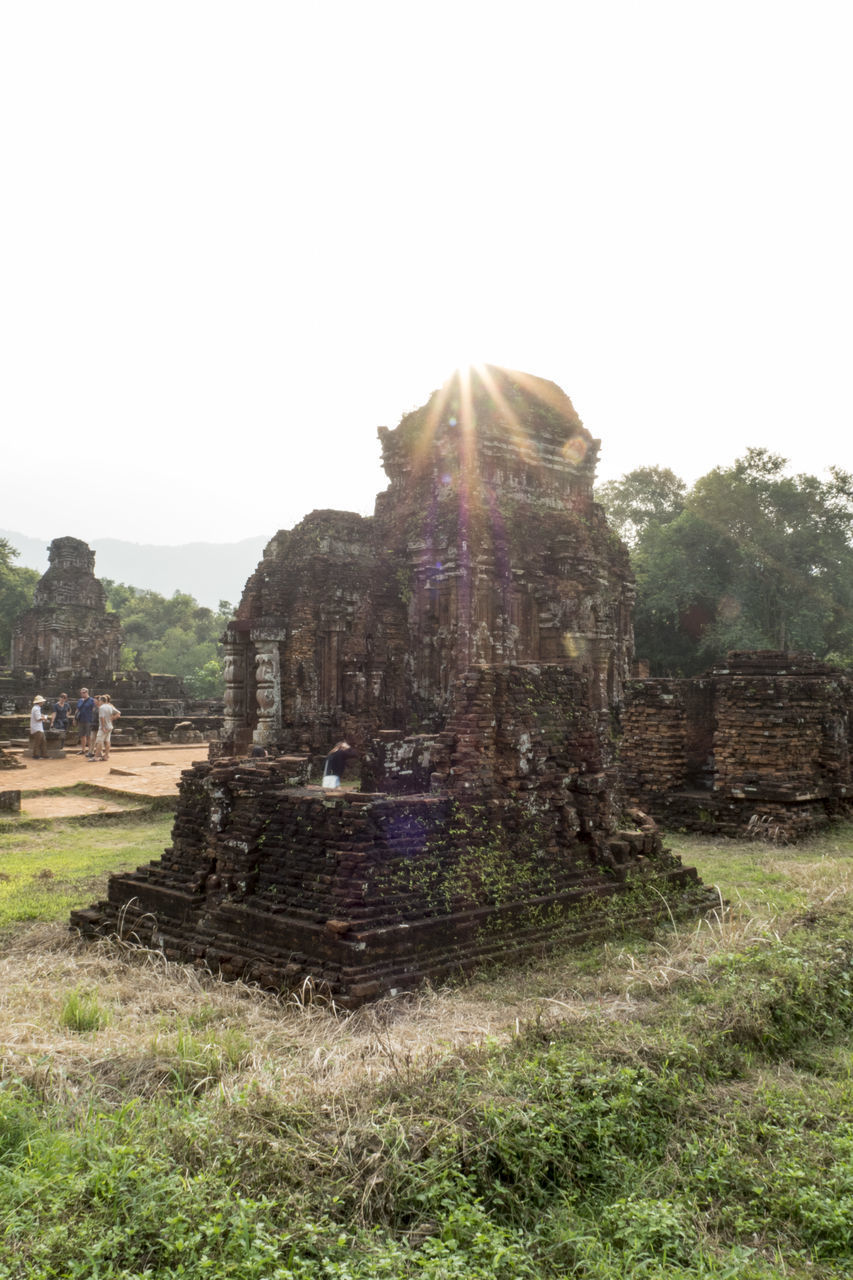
[222,364,630,755]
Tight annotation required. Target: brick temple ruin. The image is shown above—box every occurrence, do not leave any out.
[10,537,122,683]
[622,651,852,840]
[74,366,713,1004]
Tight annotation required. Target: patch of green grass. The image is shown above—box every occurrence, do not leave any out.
[150,1025,254,1095]
[666,821,853,917]
[59,987,111,1033]
[0,812,174,931]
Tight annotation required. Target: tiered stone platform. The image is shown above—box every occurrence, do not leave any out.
[72,754,710,1007]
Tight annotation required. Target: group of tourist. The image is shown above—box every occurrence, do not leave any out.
[29,686,121,762]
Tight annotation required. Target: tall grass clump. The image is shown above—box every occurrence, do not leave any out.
[59,987,110,1033]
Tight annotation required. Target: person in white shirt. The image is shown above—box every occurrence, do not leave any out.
[89,696,121,762]
[29,695,48,759]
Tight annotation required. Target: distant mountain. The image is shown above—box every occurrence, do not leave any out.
[1,529,270,610]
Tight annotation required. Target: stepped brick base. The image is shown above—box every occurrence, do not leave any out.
[73,750,712,1008]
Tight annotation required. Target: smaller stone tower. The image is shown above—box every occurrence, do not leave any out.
[10,537,122,680]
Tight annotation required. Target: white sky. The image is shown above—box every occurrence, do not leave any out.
[2,2,851,546]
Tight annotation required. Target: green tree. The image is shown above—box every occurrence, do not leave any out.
[0,539,39,663]
[596,466,686,546]
[602,451,853,675]
[102,580,232,696]
[688,450,853,657]
[631,511,735,675]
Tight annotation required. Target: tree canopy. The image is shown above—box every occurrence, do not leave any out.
[102,581,232,697]
[595,466,687,546]
[0,538,39,663]
[598,451,853,676]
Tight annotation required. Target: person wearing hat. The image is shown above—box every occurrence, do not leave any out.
[29,695,48,759]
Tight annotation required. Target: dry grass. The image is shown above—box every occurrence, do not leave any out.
[3,825,852,1119]
[0,922,578,1110]
[0,902,797,1112]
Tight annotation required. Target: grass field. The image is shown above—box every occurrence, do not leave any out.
[0,811,174,934]
[1,818,853,1277]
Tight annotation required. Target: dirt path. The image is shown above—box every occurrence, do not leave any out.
[3,745,206,817]
[16,794,148,820]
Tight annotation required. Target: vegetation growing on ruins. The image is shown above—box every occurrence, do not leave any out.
[597,450,853,675]
[2,820,853,1277]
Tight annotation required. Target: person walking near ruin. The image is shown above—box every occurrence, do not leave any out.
[89,695,121,761]
[50,692,70,749]
[75,687,96,755]
[322,740,355,789]
[29,695,48,759]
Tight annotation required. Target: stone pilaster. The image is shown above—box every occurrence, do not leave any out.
[252,633,284,745]
[222,642,248,741]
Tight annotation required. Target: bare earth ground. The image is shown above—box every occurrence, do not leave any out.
[3,744,207,817]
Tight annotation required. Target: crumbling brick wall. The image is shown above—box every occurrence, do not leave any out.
[220,367,636,757]
[74,683,708,1006]
[622,651,853,838]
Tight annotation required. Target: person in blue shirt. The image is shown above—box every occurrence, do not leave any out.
[74,687,96,755]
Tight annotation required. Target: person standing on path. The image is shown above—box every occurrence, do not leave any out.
[29,695,48,759]
[89,695,121,762]
[74,687,96,755]
[50,692,70,749]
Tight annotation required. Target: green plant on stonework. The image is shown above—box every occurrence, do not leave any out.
[375,801,560,916]
[395,566,413,606]
[374,799,686,937]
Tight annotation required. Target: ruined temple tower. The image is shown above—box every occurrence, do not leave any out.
[75,368,710,1005]
[223,366,636,753]
[10,537,121,680]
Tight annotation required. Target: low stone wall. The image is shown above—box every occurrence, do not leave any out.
[361,731,438,794]
[0,714,222,745]
[622,652,853,839]
[0,745,25,771]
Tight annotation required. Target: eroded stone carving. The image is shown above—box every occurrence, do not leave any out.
[220,366,635,755]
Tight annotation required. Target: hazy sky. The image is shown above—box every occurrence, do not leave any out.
[3,2,851,548]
